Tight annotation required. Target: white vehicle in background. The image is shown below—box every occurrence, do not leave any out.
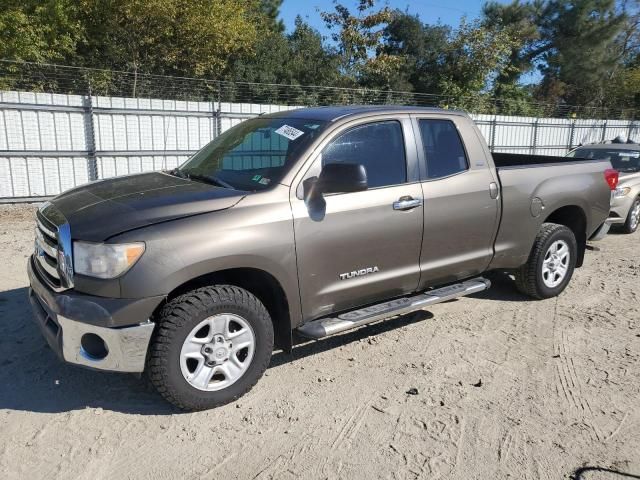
[568,143,640,234]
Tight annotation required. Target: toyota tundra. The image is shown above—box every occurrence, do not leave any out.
[28,106,618,410]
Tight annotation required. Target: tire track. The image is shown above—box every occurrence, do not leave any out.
[553,325,603,442]
[330,396,373,451]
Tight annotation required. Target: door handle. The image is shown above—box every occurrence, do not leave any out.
[393,196,423,211]
[489,182,499,199]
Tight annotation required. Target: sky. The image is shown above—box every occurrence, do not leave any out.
[278,0,509,35]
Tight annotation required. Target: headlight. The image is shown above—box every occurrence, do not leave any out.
[614,187,631,198]
[73,241,145,279]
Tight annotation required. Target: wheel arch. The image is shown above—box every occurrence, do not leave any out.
[543,205,587,267]
[157,267,294,352]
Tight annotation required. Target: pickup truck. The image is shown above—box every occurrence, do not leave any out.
[28,106,617,410]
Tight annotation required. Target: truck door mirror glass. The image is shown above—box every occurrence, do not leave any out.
[318,163,368,194]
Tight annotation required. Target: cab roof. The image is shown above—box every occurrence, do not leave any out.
[266,105,466,122]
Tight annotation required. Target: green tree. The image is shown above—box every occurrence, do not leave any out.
[437,19,519,112]
[536,0,626,109]
[320,0,400,88]
[76,0,261,77]
[382,11,522,112]
[260,0,285,33]
[382,10,451,93]
[482,0,543,93]
[1,0,265,96]
[0,0,82,63]
[285,16,340,87]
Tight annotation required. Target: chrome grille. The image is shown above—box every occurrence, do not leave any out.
[34,211,62,289]
[34,208,73,291]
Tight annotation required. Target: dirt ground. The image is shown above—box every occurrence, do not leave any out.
[0,204,638,480]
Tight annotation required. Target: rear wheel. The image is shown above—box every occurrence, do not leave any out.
[147,285,274,411]
[515,223,577,299]
[623,197,640,234]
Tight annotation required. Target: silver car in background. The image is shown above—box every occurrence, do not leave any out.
[568,144,640,234]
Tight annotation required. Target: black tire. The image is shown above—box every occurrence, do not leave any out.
[622,197,640,234]
[515,223,578,300]
[147,285,274,411]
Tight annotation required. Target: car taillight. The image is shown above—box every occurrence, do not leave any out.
[604,169,619,191]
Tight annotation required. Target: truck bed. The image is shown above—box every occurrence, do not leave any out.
[489,156,612,270]
[492,152,592,168]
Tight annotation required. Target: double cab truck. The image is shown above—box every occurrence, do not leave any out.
[28,106,618,410]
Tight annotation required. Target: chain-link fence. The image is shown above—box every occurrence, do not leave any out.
[1,61,639,201]
[3,60,639,119]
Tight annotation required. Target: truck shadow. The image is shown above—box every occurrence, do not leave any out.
[270,310,434,368]
[0,286,177,415]
[0,286,432,415]
[570,466,640,479]
[468,271,530,302]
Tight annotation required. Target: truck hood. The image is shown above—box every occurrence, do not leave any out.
[49,172,245,242]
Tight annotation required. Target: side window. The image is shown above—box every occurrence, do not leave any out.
[418,119,468,179]
[321,121,406,189]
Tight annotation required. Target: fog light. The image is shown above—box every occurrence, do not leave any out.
[80,333,109,360]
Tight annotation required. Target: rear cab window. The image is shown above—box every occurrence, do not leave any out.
[418,119,469,179]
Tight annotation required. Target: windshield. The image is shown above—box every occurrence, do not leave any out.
[178,117,327,191]
[568,147,640,173]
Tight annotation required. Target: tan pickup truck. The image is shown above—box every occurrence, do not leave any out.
[28,106,617,410]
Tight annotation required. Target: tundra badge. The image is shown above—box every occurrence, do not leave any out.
[339,266,380,280]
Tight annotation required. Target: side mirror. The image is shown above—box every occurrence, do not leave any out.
[318,163,368,194]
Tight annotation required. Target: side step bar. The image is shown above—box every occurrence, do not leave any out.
[296,277,491,340]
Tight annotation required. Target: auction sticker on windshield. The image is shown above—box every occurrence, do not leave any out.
[275,124,305,141]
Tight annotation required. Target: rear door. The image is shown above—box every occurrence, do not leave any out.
[291,116,424,321]
[412,115,500,287]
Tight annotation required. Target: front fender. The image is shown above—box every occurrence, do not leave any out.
[113,193,302,327]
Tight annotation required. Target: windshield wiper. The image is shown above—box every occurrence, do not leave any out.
[185,173,235,189]
[167,168,187,178]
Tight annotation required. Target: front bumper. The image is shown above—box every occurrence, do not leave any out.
[27,256,160,373]
[610,194,636,221]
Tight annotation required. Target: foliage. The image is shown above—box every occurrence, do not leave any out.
[0,0,82,63]
[482,0,635,115]
[437,19,519,107]
[2,0,640,117]
[382,11,451,92]
[320,0,402,88]
[482,0,543,91]
[536,0,626,109]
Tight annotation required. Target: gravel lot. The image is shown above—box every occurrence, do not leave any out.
[0,204,639,480]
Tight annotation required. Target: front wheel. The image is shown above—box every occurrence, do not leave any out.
[623,197,640,234]
[515,223,577,300]
[147,285,274,411]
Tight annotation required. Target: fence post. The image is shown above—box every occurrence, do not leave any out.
[531,118,539,155]
[489,116,497,153]
[215,81,222,137]
[568,119,576,150]
[600,120,608,143]
[627,121,635,142]
[83,79,98,181]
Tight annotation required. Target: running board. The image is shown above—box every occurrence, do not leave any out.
[296,277,491,340]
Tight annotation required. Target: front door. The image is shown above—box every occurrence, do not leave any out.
[291,118,424,321]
